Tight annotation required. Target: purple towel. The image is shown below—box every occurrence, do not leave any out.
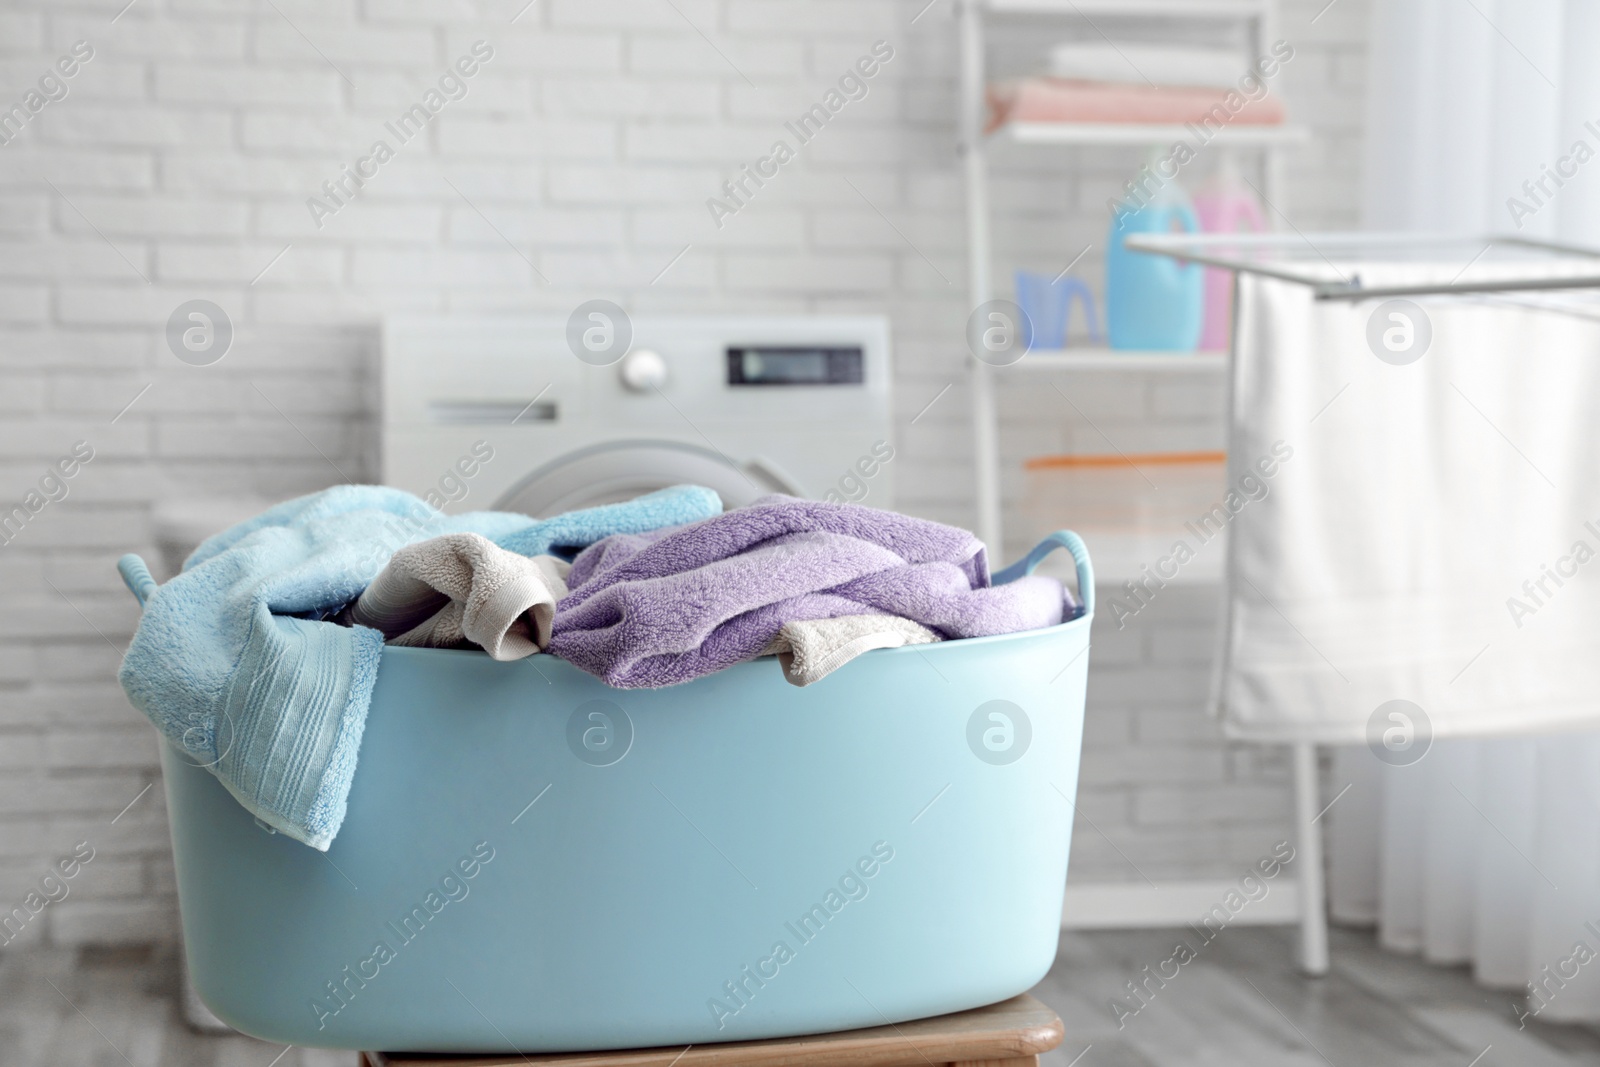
[548,497,1066,688]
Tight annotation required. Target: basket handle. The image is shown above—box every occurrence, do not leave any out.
[991,531,1094,616]
[117,554,158,611]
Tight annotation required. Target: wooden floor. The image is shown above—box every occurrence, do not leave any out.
[4,926,1598,1066]
[1036,925,1600,1067]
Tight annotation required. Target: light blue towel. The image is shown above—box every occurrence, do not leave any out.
[118,484,722,850]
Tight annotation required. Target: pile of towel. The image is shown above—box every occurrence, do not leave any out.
[550,497,1065,687]
[986,43,1287,132]
[118,486,1073,850]
[309,492,1068,688]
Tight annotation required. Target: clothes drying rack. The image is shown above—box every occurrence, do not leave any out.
[1091,231,1600,976]
[1123,231,1600,299]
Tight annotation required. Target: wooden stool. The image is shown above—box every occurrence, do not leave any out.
[361,993,1063,1067]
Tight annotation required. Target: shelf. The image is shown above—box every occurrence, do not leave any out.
[961,0,1288,555]
[998,122,1309,147]
[1010,348,1227,372]
[985,0,1270,15]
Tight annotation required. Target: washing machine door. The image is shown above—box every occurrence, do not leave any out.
[492,439,803,518]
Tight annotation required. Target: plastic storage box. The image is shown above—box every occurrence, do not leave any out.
[1021,452,1226,535]
[124,532,1094,1053]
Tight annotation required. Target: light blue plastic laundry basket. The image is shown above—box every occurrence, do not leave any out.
[119,532,1094,1054]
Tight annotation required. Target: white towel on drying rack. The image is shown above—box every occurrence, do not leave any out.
[1216,261,1600,742]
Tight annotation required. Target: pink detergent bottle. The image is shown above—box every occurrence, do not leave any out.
[1193,155,1266,352]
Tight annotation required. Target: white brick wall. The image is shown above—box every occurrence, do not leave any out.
[0,0,1367,945]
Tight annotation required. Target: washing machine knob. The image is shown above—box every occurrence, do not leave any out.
[619,347,668,392]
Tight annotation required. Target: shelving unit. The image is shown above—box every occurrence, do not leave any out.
[959,0,1302,553]
[955,0,1327,976]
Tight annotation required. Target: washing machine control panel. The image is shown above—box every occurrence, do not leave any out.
[725,345,864,386]
[382,315,890,512]
[618,347,668,392]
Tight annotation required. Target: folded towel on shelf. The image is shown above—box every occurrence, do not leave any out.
[337,533,571,660]
[118,483,723,850]
[549,496,1069,689]
[985,78,1286,133]
[762,614,940,687]
[1047,43,1245,88]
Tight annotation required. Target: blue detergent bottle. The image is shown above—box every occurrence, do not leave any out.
[1105,160,1203,350]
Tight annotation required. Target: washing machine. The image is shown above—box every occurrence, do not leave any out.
[380,315,893,514]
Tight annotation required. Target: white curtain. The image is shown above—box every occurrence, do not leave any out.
[1361,0,1599,242]
[1330,0,1600,1020]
